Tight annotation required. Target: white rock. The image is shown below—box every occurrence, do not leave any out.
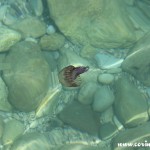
[94,53,124,69]
[98,73,114,84]
[47,24,56,34]
[78,82,98,105]
[92,86,114,112]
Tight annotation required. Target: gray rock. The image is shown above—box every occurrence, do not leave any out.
[11,16,46,38]
[58,47,93,71]
[40,33,65,51]
[114,76,148,127]
[58,100,100,135]
[0,25,21,52]
[0,116,4,138]
[2,119,24,146]
[100,107,114,124]
[94,53,123,69]
[0,77,12,112]
[28,0,43,16]
[122,32,150,86]
[47,0,136,49]
[54,144,102,150]
[113,122,150,150]
[92,86,114,112]
[10,132,51,150]
[2,41,51,112]
[99,122,118,140]
[78,82,98,105]
[97,73,114,84]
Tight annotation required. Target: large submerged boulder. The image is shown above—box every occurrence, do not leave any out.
[2,41,51,112]
[47,0,136,49]
[122,32,150,86]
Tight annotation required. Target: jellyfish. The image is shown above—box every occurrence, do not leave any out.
[58,65,89,87]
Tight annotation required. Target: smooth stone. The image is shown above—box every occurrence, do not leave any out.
[80,45,97,59]
[106,68,122,74]
[100,107,114,124]
[2,119,24,146]
[125,0,135,5]
[122,32,150,86]
[58,47,93,70]
[0,25,21,52]
[136,1,150,19]
[98,73,114,84]
[114,76,148,127]
[92,86,114,112]
[47,0,136,49]
[54,144,101,150]
[11,16,46,38]
[2,41,51,112]
[10,132,51,150]
[78,82,98,105]
[0,6,7,22]
[0,116,4,138]
[99,122,118,140]
[29,0,43,16]
[113,122,150,150]
[40,33,65,51]
[58,100,100,135]
[94,53,124,69]
[127,3,150,39]
[46,24,56,34]
[0,77,12,112]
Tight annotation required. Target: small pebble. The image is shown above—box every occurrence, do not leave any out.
[46,24,56,34]
[98,73,114,84]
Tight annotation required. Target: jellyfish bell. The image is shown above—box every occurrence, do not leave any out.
[58,65,89,87]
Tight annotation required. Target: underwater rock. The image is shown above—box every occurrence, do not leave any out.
[80,45,97,59]
[99,122,118,140]
[10,132,51,150]
[54,144,102,150]
[11,16,46,38]
[122,32,150,86]
[46,24,56,34]
[58,47,93,70]
[40,33,65,51]
[114,76,148,127]
[28,0,43,16]
[78,82,98,105]
[136,0,150,19]
[94,53,123,69]
[0,116,4,139]
[2,119,24,146]
[97,73,114,84]
[58,100,100,135]
[113,122,150,150]
[127,1,150,39]
[0,77,12,112]
[100,107,114,124]
[47,0,136,49]
[0,25,21,52]
[92,86,114,112]
[2,41,51,112]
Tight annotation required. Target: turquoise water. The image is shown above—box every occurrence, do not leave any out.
[0,0,150,150]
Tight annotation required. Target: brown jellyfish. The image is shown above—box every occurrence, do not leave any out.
[58,65,89,87]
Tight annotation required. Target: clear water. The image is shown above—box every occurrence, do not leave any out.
[0,0,150,150]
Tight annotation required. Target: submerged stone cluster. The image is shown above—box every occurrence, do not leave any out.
[0,0,150,150]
